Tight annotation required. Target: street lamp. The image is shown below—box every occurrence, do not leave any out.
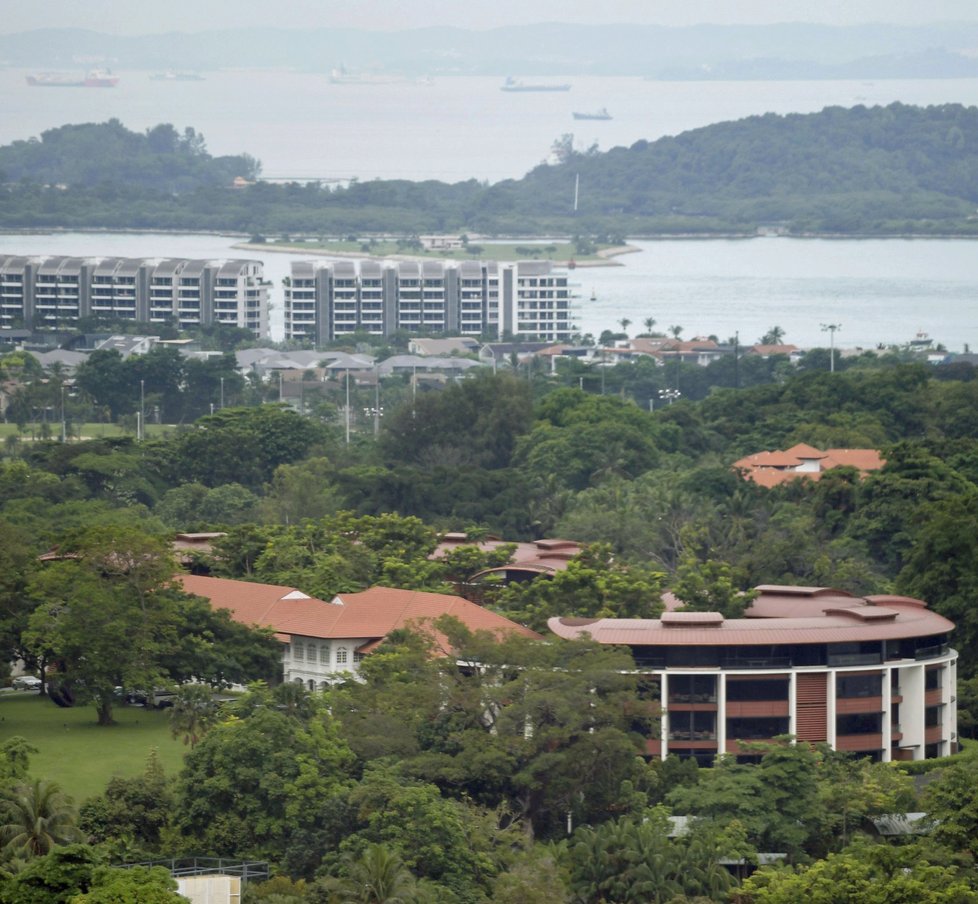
[821,323,842,373]
[220,376,225,409]
[139,379,145,441]
[658,388,681,406]
[60,385,66,443]
[344,369,351,445]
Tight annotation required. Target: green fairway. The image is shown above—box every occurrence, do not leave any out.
[0,691,188,804]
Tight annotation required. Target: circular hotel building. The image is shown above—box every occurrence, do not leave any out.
[549,585,956,763]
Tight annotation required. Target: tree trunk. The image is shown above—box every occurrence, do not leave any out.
[96,696,115,726]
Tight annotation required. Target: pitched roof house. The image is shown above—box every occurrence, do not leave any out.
[733,443,884,487]
[178,575,538,689]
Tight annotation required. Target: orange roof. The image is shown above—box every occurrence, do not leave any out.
[734,443,884,486]
[823,448,885,471]
[783,443,827,460]
[548,585,952,647]
[749,344,799,357]
[432,535,582,576]
[177,575,538,652]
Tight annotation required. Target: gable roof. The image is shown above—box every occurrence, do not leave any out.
[177,575,538,652]
[733,443,884,486]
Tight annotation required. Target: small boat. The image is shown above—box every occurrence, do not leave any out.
[590,289,597,301]
[27,69,119,88]
[501,76,571,92]
[573,108,612,121]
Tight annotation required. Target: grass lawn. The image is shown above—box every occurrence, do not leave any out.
[248,238,620,263]
[0,423,174,441]
[0,691,188,804]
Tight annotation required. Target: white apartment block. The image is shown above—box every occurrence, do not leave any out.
[0,255,269,338]
[284,259,575,345]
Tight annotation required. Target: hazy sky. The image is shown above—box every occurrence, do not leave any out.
[4,0,978,34]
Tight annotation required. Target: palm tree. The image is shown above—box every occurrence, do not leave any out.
[618,318,632,337]
[169,684,221,749]
[642,316,656,335]
[321,844,418,903]
[669,324,683,339]
[0,778,82,859]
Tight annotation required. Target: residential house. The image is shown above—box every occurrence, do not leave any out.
[178,575,539,689]
[733,443,884,487]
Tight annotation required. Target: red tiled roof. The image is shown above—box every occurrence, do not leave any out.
[432,535,582,578]
[749,344,799,356]
[177,576,538,652]
[823,448,885,471]
[734,444,884,487]
[784,443,827,460]
[548,585,952,646]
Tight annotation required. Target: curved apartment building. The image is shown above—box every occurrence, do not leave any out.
[549,585,956,763]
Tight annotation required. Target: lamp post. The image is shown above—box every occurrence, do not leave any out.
[659,388,681,406]
[821,323,842,373]
[139,379,145,441]
[374,371,381,437]
[220,376,225,409]
[60,385,66,443]
[344,369,350,445]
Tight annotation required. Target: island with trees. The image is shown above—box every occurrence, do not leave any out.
[3,103,978,236]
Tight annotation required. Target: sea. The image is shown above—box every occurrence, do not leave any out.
[1,68,977,349]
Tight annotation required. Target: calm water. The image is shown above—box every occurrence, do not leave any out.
[4,69,978,182]
[1,71,976,347]
[0,232,975,350]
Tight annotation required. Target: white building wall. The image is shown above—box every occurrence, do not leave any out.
[282,634,370,688]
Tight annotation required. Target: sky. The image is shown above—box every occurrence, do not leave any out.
[3,0,978,34]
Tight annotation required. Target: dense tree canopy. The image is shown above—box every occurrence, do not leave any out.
[3,105,978,234]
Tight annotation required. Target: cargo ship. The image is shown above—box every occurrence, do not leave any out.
[26,69,119,87]
[501,76,570,92]
[572,108,612,120]
[150,71,204,81]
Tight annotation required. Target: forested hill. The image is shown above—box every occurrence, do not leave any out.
[2,104,978,235]
[0,120,261,193]
[482,102,978,233]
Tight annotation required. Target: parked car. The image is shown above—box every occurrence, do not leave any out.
[123,688,176,709]
[11,675,42,690]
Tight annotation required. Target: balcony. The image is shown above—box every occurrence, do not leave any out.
[668,730,717,742]
[722,657,792,670]
[828,653,882,667]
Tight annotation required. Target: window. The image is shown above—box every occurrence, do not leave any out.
[837,712,882,735]
[926,668,943,691]
[837,674,882,698]
[353,651,365,664]
[293,642,304,661]
[336,647,348,665]
[926,705,944,727]
[727,717,790,740]
[668,675,716,704]
[320,645,331,665]
[726,678,789,701]
[669,711,716,741]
